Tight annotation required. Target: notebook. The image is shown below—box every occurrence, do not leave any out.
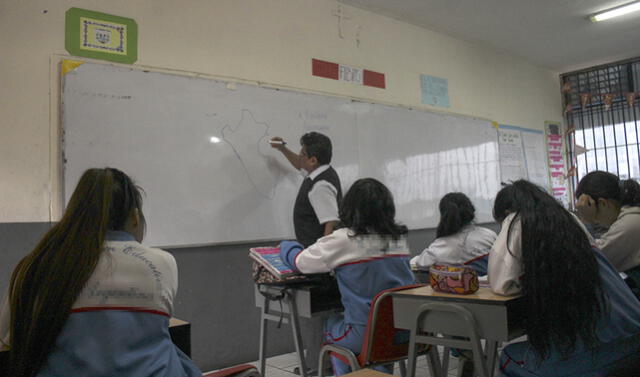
[249,246,298,278]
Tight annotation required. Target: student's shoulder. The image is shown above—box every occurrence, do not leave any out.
[619,206,640,222]
[321,227,352,243]
[471,225,498,239]
[114,241,177,270]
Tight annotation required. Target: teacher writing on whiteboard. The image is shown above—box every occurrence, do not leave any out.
[270,132,342,248]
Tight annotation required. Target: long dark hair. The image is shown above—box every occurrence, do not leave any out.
[493,180,605,359]
[436,192,475,238]
[8,168,144,377]
[576,170,640,206]
[339,178,407,240]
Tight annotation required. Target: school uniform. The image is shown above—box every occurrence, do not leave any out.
[410,224,496,275]
[594,206,640,281]
[0,231,201,377]
[280,229,416,376]
[293,164,342,248]
[489,214,640,377]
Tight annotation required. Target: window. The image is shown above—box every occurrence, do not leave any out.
[563,58,640,196]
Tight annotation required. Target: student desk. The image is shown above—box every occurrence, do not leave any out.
[170,317,192,357]
[255,283,343,377]
[340,368,392,377]
[391,286,525,377]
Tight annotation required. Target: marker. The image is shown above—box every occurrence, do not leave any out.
[269,140,287,145]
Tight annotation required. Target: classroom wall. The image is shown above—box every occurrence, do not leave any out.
[0,0,559,371]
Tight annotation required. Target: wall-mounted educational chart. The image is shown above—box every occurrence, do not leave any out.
[62,61,500,247]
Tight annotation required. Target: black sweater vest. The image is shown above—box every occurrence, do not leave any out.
[293,167,342,248]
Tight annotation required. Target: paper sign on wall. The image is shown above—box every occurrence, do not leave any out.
[421,74,450,108]
[498,125,550,190]
[545,121,570,207]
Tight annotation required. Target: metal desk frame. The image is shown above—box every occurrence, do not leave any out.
[255,285,342,377]
[391,286,525,377]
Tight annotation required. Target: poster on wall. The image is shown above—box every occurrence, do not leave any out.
[498,128,527,183]
[421,74,450,107]
[498,125,549,189]
[545,121,570,208]
[65,8,137,64]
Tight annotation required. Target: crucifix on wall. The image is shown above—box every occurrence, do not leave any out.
[332,5,352,39]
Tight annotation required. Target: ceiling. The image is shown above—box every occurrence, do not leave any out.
[339,0,640,73]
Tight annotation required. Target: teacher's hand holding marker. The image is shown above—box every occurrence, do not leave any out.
[269,136,303,170]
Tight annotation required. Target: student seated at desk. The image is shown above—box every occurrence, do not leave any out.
[410,192,496,275]
[279,178,415,376]
[0,168,201,377]
[575,171,640,289]
[489,180,640,377]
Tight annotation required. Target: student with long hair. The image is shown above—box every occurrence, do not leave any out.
[575,171,640,287]
[279,178,415,376]
[411,192,496,275]
[490,180,640,376]
[0,168,201,377]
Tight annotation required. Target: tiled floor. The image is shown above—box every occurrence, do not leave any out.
[205,347,471,377]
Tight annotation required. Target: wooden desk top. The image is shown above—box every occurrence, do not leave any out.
[341,369,392,377]
[393,286,521,304]
[169,317,189,327]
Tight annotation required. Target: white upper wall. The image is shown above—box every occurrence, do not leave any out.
[0,0,562,222]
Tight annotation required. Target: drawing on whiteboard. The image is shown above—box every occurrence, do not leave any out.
[300,110,330,130]
[221,109,280,199]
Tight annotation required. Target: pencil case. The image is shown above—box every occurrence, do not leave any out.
[429,264,479,295]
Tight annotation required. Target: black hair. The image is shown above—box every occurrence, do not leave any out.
[575,170,640,207]
[107,168,146,232]
[300,132,332,165]
[436,192,475,238]
[493,180,605,360]
[339,178,407,240]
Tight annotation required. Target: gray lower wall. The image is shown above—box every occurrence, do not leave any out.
[0,221,500,371]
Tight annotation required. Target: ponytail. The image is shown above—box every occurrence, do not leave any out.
[8,168,143,377]
[436,192,475,238]
[620,179,640,206]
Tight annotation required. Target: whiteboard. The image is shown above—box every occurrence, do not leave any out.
[62,62,499,247]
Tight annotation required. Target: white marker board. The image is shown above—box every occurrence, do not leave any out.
[62,62,499,247]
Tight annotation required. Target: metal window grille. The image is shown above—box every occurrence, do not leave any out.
[562,57,640,199]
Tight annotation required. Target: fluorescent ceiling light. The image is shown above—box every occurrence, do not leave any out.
[590,1,640,22]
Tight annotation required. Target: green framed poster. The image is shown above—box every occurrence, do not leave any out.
[65,8,137,64]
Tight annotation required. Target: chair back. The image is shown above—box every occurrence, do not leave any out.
[358,284,425,366]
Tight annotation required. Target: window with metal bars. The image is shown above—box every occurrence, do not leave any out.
[562,58,640,200]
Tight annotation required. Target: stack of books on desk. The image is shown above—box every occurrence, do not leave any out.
[249,246,298,278]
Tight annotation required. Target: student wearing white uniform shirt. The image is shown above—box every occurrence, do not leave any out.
[489,180,640,377]
[575,170,640,289]
[410,192,496,275]
[279,178,415,376]
[0,168,200,377]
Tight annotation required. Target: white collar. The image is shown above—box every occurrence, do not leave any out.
[307,164,331,180]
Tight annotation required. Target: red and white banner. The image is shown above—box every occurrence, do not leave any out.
[312,58,385,89]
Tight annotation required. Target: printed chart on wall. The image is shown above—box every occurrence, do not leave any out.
[498,125,550,189]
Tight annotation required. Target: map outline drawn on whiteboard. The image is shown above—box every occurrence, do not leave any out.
[221,108,280,200]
